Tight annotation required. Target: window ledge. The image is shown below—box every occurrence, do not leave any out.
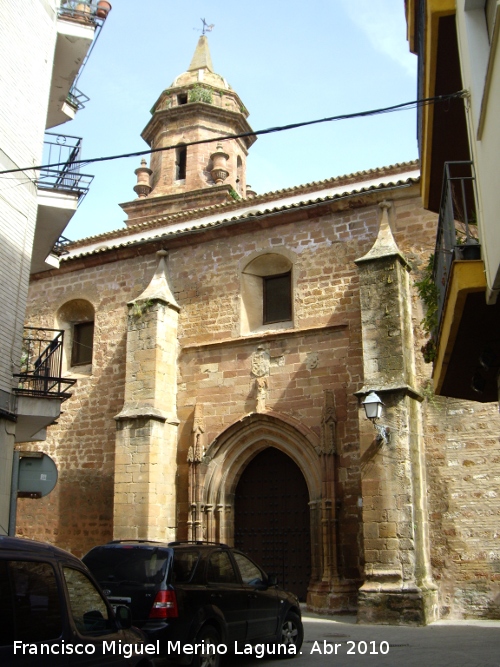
[247,321,294,335]
[66,364,92,378]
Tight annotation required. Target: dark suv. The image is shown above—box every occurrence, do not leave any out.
[82,540,303,664]
[0,536,153,667]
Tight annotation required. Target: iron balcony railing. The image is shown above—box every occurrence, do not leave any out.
[433,161,481,332]
[58,1,109,26]
[14,328,76,401]
[58,2,111,103]
[52,235,73,257]
[36,132,94,203]
[66,85,90,113]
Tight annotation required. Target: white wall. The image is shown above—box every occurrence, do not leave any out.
[0,0,58,533]
[457,1,500,302]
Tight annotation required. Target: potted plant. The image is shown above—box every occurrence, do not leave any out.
[96,1,112,18]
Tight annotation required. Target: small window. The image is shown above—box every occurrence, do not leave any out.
[236,155,243,194]
[263,272,292,324]
[175,145,187,180]
[177,93,188,105]
[71,321,94,367]
[240,253,294,333]
[56,299,95,373]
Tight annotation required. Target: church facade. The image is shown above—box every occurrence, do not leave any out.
[17,37,500,624]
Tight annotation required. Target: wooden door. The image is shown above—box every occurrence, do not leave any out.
[234,447,311,601]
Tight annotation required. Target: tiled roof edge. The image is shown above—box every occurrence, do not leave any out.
[67,160,419,250]
[62,173,420,263]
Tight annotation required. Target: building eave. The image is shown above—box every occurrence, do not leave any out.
[62,161,420,255]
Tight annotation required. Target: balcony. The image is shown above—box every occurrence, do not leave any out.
[13,328,76,442]
[433,161,481,327]
[431,162,500,402]
[32,132,93,274]
[65,85,90,116]
[47,1,111,128]
[37,132,93,199]
[14,328,76,401]
[59,0,111,25]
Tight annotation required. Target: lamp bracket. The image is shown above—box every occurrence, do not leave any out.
[375,422,390,444]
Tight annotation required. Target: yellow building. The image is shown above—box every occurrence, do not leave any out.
[405,0,500,401]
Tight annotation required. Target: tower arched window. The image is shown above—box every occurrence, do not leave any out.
[236,156,243,194]
[175,145,187,180]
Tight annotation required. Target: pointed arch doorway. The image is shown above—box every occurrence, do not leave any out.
[234,447,311,601]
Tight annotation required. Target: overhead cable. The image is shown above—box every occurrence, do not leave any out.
[0,91,465,177]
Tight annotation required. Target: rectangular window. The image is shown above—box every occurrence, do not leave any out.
[177,93,188,105]
[263,272,292,324]
[71,321,94,367]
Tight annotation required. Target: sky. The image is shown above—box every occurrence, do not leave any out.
[60,0,418,241]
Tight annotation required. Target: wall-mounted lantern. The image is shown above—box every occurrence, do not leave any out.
[361,391,390,443]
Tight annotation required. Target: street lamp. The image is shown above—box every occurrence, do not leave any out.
[361,391,390,443]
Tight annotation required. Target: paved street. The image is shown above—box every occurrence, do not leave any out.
[233,612,500,667]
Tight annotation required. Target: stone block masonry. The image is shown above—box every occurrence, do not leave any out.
[16,184,500,621]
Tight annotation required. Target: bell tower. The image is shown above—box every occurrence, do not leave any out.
[121,36,256,225]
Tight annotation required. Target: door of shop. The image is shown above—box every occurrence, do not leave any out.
[234,447,311,601]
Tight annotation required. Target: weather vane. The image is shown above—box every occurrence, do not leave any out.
[197,18,214,35]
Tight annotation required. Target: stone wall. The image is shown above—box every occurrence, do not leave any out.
[16,187,500,619]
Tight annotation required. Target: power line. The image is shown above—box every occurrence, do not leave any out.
[0,91,465,177]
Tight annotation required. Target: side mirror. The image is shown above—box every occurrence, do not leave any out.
[115,605,132,629]
[267,573,278,586]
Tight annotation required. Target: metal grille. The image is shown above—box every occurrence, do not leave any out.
[37,133,93,201]
[433,161,480,335]
[14,328,76,401]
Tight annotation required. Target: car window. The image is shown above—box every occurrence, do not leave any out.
[233,552,266,586]
[83,546,169,586]
[63,567,114,635]
[0,559,63,645]
[172,550,200,583]
[207,551,238,584]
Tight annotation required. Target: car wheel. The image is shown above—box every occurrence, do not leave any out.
[277,611,303,656]
[192,625,221,667]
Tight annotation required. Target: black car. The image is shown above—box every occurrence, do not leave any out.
[83,540,303,665]
[0,536,154,667]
